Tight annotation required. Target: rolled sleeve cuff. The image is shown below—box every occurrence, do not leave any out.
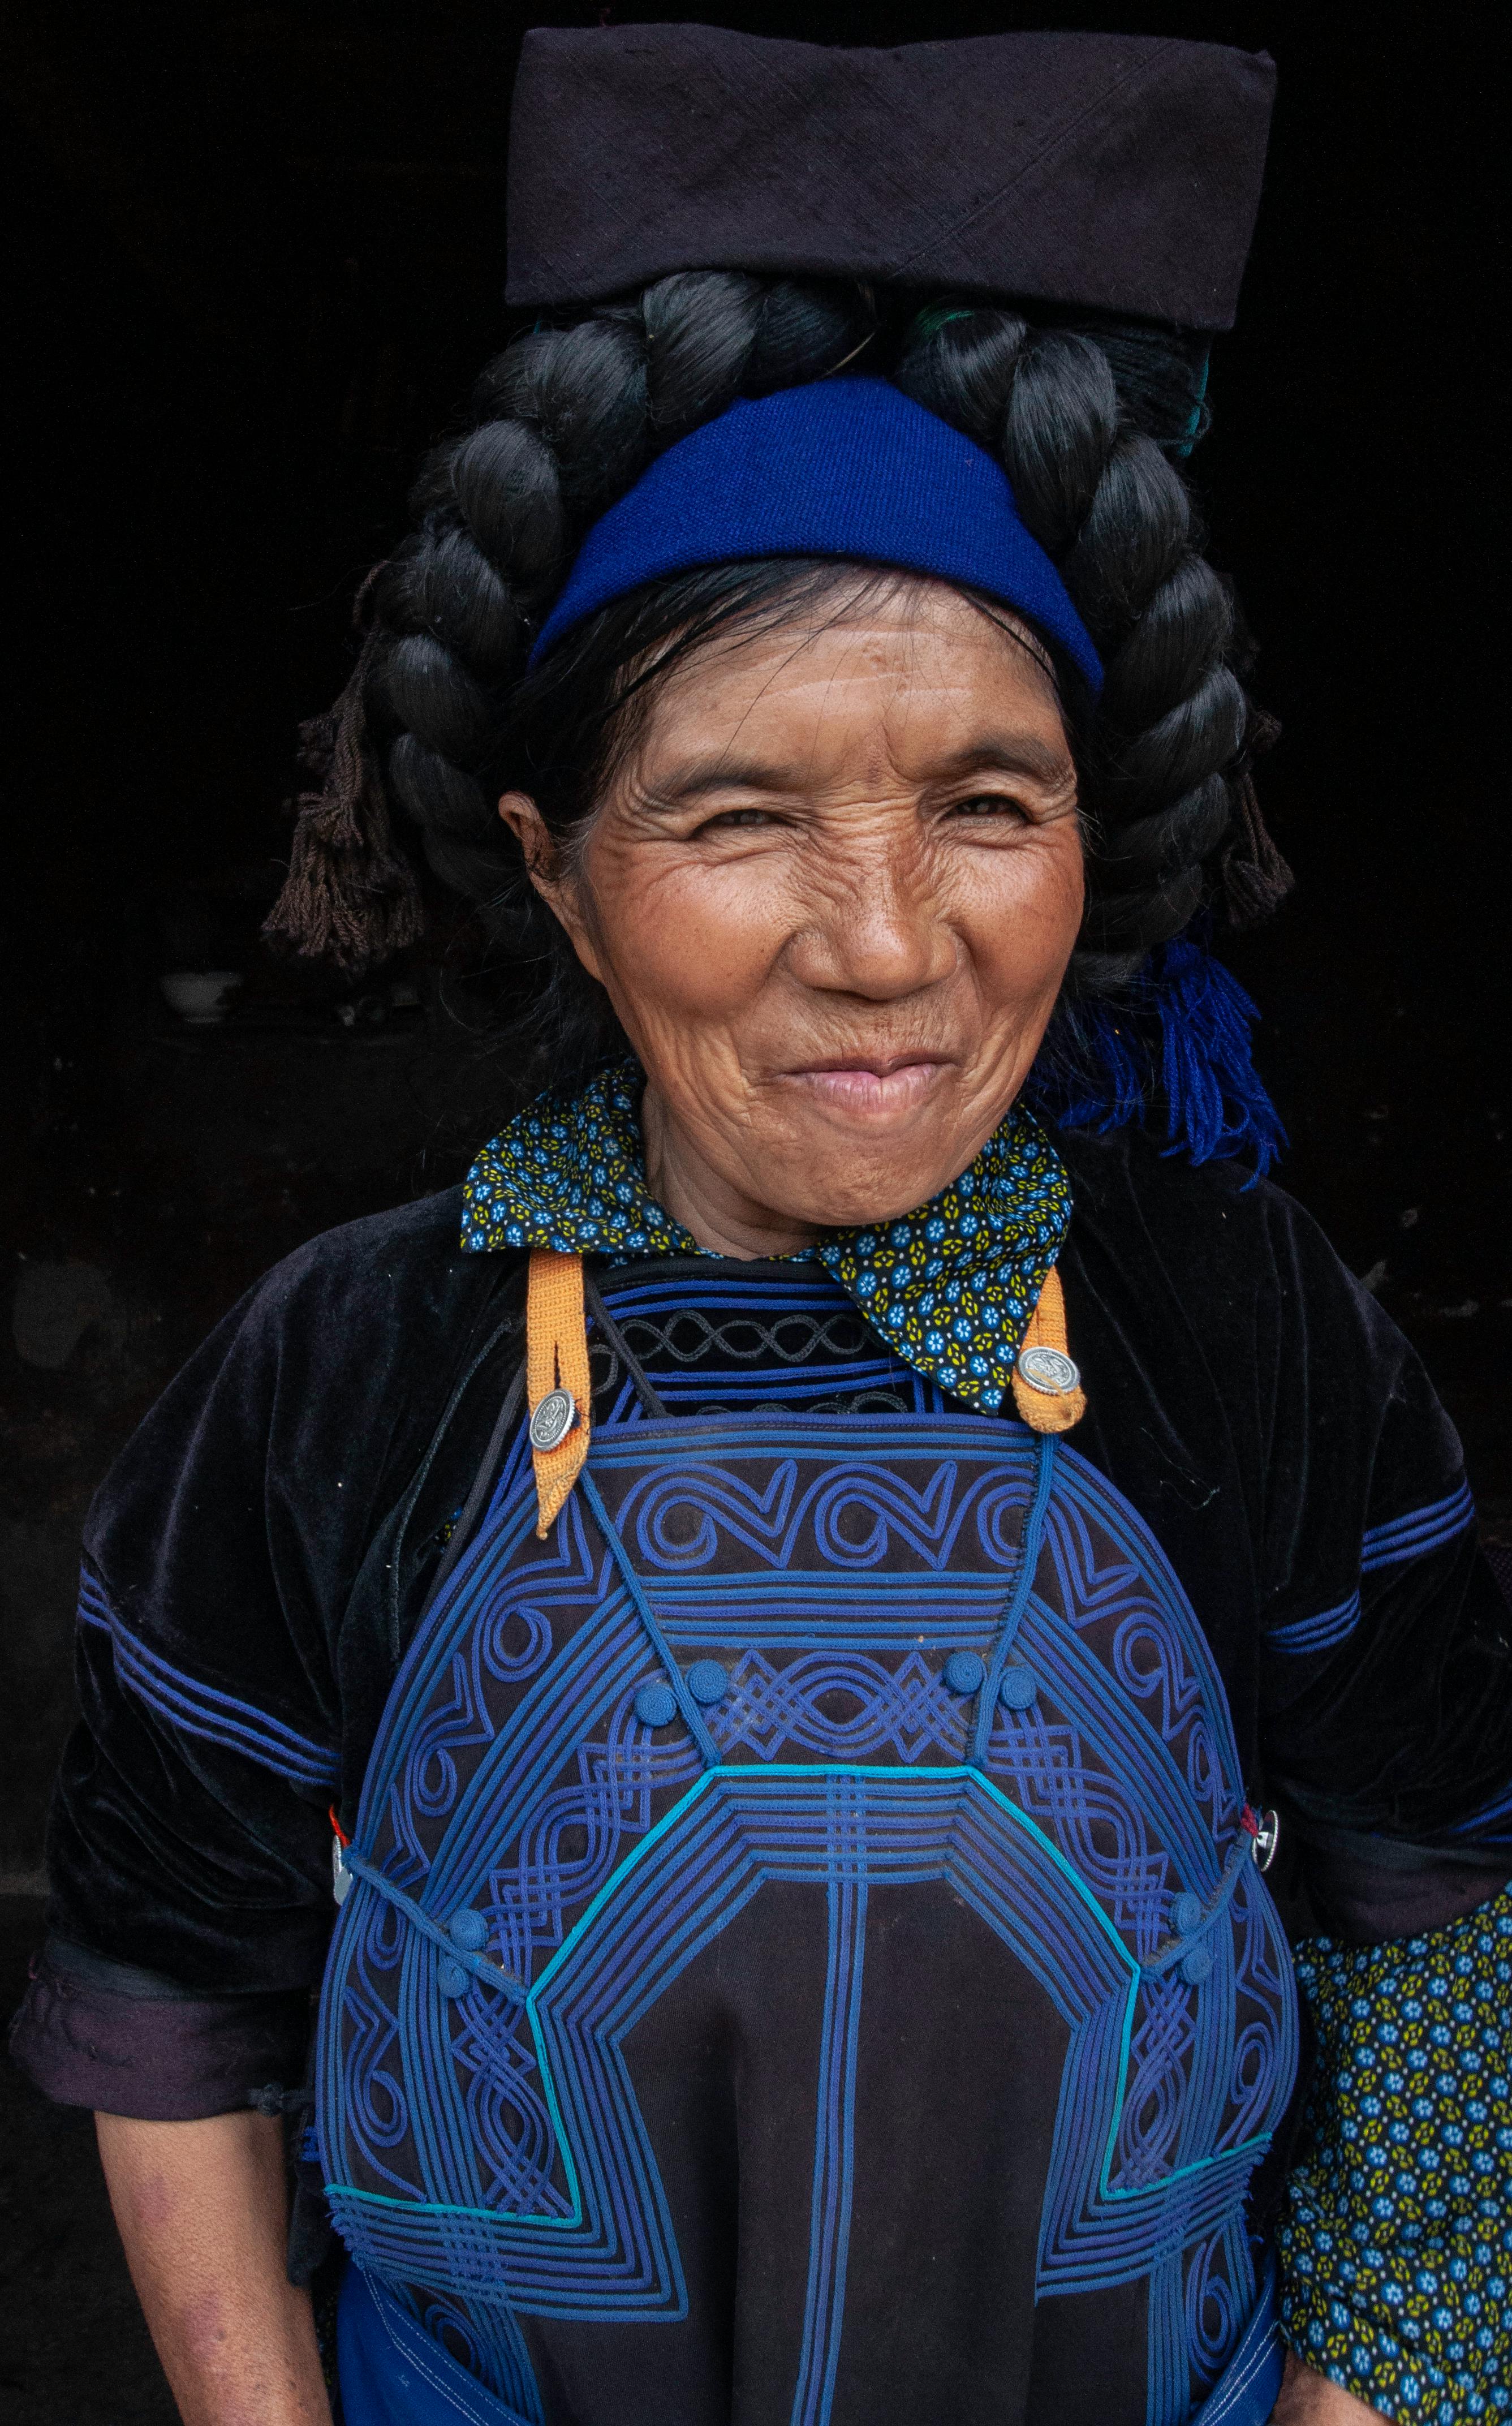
[8,1938,311,2120]
[1276,1889,1512,2420]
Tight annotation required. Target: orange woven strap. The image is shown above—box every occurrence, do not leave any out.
[1010,1263,1087,1434]
[527,1248,592,1537]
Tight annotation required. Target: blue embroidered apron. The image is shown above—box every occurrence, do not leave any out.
[316,1288,1298,2426]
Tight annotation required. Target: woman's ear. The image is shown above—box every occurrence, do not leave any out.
[498,792,604,977]
[497,792,559,892]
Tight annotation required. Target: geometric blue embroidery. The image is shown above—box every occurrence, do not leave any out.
[1359,1478,1474,1572]
[595,1270,950,1420]
[794,1773,866,2426]
[317,1339,1298,2426]
[76,1566,339,1793]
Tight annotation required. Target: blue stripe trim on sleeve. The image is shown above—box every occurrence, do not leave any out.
[1267,1591,1362,1658]
[1359,1479,1475,1573]
[1446,1788,1512,1842]
[76,1569,339,1793]
[1268,1481,1476,1659]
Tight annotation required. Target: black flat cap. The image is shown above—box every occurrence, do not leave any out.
[506,25,1276,332]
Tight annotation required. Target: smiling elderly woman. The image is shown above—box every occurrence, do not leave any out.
[506,565,1084,1258]
[14,28,1512,2426]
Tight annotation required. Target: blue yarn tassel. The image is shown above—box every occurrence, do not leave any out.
[1152,935,1286,1173]
[1039,1000,1147,1133]
[1029,932,1286,1178]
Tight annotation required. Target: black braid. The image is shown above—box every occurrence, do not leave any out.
[356,274,871,928]
[271,271,1290,1085]
[894,308,1255,983]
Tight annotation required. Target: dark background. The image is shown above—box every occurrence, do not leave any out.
[0,4,1507,2407]
[5,0,1510,1873]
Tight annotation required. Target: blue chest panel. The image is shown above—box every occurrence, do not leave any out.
[318,1397,1296,2426]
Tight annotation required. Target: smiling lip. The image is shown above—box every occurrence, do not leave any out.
[781,1057,951,1115]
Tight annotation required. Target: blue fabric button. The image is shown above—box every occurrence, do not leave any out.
[998,1664,1037,1710]
[944,1650,986,1694]
[449,1909,488,1952]
[686,1660,729,1706]
[1173,1892,1205,1937]
[634,1681,679,1728]
[438,1958,470,1999]
[1181,1945,1213,1986]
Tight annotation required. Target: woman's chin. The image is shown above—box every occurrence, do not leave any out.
[740,1074,1001,1228]
[756,1130,975,1235]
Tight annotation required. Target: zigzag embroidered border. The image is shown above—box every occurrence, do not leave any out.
[317,1406,1297,2424]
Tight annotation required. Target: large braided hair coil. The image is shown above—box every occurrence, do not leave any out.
[266,274,1292,1165]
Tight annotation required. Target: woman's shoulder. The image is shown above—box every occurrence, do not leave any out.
[199,1184,529,1460]
[1053,1119,1423,1404]
[242,1184,503,1336]
[85,1189,527,1611]
[97,1189,523,1516]
[1056,1120,1354,1300]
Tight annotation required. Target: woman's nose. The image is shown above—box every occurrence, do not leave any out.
[783,838,957,1001]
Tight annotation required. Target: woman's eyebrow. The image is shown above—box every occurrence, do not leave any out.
[646,756,802,804]
[928,736,1072,784]
[648,734,1071,806]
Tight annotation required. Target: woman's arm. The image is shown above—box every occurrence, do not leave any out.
[1273,2352,1388,2421]
[96,2109,331,2426]
[1273,1885,1512,2424]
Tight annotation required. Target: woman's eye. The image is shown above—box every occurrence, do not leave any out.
[694,806,779,835]
[946,794,1030,823]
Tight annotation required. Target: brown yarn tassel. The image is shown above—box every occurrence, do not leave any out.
[263,569,425,973]
[1219,706,1294,930]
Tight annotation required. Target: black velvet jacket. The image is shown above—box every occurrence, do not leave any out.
[12,1127,1511,2120]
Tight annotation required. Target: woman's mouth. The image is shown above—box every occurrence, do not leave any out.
[781,1057,952,1116]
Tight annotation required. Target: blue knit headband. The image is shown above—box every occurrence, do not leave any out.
[529,377,1102,692]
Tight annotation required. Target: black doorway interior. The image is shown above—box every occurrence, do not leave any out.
[2,9,1506,2415]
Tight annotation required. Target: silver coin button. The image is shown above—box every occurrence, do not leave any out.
[1016,1344,1080,1396]
[528,1387,577,1452]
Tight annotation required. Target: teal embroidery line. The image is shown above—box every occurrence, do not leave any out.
[1176,356,1211,460]
[325,1764,1273,2236]
[910,304,981,342]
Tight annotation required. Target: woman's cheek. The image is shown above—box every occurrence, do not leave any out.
[958,838,1084,1011]
[602,855,791,1024]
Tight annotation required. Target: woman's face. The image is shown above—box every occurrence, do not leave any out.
[501,577,1083,1255]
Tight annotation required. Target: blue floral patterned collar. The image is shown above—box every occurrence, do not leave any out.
[460,1061,1071,1415]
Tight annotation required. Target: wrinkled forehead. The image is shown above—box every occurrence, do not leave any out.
[623,575,1070,792]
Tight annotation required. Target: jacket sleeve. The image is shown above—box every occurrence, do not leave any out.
[8,1197,497,2118]
[1250,1198,1512,2418]
[1256,1197,1512,1894]
[1276,1887,1512,2420]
